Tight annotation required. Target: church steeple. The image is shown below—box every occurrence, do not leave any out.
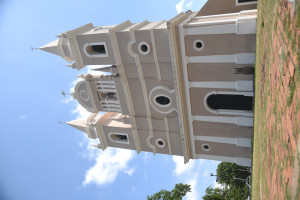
[39,39,62,57]
[66,118,87,133]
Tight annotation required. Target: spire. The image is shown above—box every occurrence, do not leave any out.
[39,39,62,56]
[66,118,87,133]
[92,66,113,73]
[92,65,118,74]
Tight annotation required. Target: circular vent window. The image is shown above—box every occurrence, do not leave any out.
[138,42,151,55]
[156,96,170,105]
[193,39,204,51]
[79,90,90,101]
[156,138,166,148]
[202,144,211,151]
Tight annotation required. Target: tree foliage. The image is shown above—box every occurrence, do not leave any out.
[203,162,251,200]
[216,162,249,187]
[202,186,227,200]
[147,183,191,200]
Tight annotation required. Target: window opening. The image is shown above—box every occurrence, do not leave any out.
[92,45,106,54]
[156,138,166,148]
[195,42,202,49]
[202,144,210,151]
[156,96,170,105]
[109,133,129,144]
[207,94,253,111]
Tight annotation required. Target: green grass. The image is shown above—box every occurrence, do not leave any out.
[287,78,295,106]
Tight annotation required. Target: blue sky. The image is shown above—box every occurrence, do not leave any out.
[0,0,221,199]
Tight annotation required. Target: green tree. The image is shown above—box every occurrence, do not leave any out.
[211,162,250,200]
[202,186,228,200]
[147,183,191,200]
[216,162,250,187]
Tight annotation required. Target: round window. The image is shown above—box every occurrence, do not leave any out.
[193,39,204,51]
[195,42,202,49]
[156,96,170,105]
[156,138,166,148]
[202,144,210,151]
[141,44,148,52]
[138,42,151,55]
[79,90,90,101]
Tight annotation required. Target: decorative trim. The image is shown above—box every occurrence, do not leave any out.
[164,117,172,155]
[193,116,253,127]
[108,20,142,154]
[150,20,166,81]
[138,42,151,55]
[193,39,204,51]
[194,154,251,167]
[155,138,166,148]
[146,135,156,151]
[79,90,90,101]
[187,53,256,64]
[186,21,256,35]
[168,11,194,163]
[203,91,254,116]
[83,42,109,58]
[148,85,177,114]
[190,81,253,91]
[127,20,157,154]
[195,136,252,148]
[108,132,130,144]
[178,12,199,162]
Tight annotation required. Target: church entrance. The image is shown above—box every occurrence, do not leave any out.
[207,94,253,111]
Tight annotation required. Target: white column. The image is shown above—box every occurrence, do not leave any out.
[194,136,251,147]
[190,81,253,91]
[193,116,253,127]
[194,154,251,167]
[188,53,255,64]
[186,20,256,35]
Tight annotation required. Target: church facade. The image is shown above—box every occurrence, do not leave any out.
[40,0,258,166]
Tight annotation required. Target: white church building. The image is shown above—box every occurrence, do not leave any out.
[40,0,258,166]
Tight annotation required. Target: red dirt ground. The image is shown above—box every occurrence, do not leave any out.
[258,0,300,199]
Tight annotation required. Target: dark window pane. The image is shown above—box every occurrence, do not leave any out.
[207,94,253,111]
[92,45,106,54]
[156,96,170,105]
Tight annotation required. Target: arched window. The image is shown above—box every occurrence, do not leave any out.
[91,45,106,54]
[83,42,108,58]
[207,94,253,111]
[108,132,130,144]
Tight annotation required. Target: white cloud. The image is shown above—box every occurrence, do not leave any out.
[185,175,199,200]
[176,0,185,13]
[202,169,209,177]
[83,148,135,186]
[176,0,194,13]
[143,152,151,164]
[172,156,195,176]
[186,1,193,8]
[214,181,224,189]
[18,114,28,120]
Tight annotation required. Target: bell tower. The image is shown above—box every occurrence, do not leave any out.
[40,23,119,70]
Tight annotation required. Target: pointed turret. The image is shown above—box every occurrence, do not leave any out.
[39,39,62,57]
[92,65,118,74]
[66,118,87,133]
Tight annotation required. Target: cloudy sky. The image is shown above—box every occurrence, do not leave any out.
[0,0,221,199]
